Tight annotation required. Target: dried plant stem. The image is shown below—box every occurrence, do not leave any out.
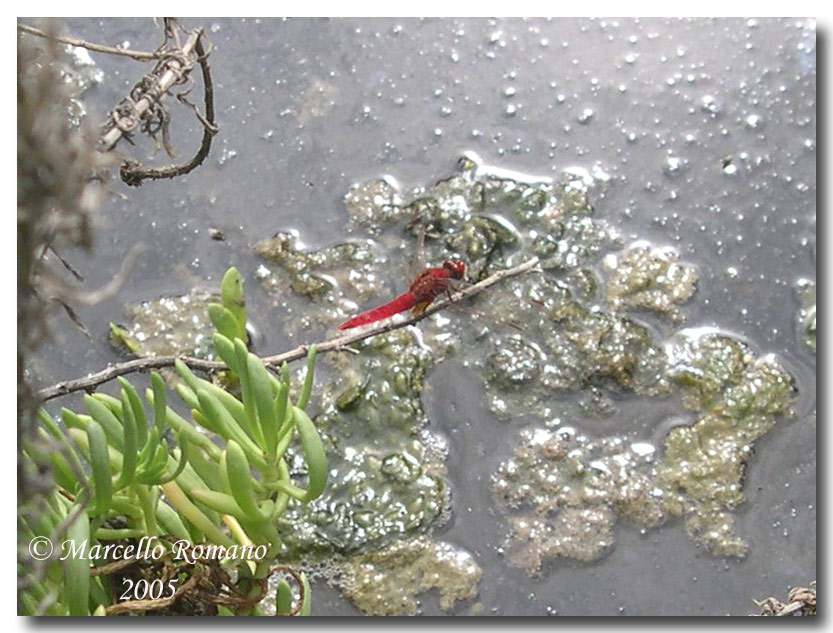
[38,257,540,401]
[17,23,161,61]
[118,33,218,185]
[100,29,202,152]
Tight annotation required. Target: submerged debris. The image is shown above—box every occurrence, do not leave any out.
[753,581,816,616]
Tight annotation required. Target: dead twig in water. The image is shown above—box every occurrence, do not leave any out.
[37,257,541,401]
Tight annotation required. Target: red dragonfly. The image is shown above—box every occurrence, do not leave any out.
[337,259,465,330]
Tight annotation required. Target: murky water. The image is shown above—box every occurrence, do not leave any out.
[35,17,815,615]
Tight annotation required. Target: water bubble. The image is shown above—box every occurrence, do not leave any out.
[217,146,238,166]
[663,156,687,177]
[700,94,722,117]
[745,114,763,129]
[578,108,594,124]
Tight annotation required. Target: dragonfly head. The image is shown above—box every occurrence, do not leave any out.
[442,258,465,280]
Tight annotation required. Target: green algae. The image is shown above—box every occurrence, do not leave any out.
[111,153,799,608]
[253,231,378,302]
[344,179,403,230]
[493,426,662,575]
[478,273,670,420]
[654,332,795,557]
[277,329,451,556]
[107,290,219,359]
[492,331,795,575]
[603,242,699,323]
[335,536,482,615]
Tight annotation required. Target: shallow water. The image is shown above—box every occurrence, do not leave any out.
[34,17,815,615]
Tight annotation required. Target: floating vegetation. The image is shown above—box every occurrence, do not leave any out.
[115,154,798,609]
[334,536,482,615]
[603,242,698,323]
[108,290,218,359]
[344,178,403,231]
[493,331,795,575]
[493,426,661,574]
[278,329,451,555]
[479,273,670,420]
[656,331,795,557]
[254,231,378,302]
[793,278,816,352]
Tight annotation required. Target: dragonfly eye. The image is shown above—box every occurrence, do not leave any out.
[443,259,465,279]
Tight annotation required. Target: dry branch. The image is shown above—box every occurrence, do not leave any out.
[118,32,218,185]
[100,28,203,152]
[17,23,161,61]
[37,257,541,401]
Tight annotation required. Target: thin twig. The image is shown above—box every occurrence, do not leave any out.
[100,28,203,152]
[17,23,161,61]
[119,32,218,185]
[36,244,143,307]
[270,565,305,616]
[37,257,540,401]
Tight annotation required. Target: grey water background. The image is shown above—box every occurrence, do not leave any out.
[42,17,815,615]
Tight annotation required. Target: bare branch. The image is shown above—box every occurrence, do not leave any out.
[37,257,540,401]
[100,28,203,152]
[118,32,218,186]
[17,23,161,61]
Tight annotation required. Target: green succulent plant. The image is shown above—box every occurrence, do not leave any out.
[20,268,325,616]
